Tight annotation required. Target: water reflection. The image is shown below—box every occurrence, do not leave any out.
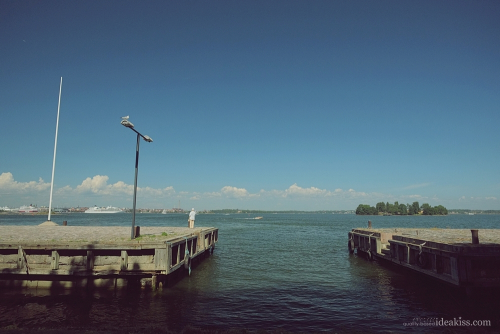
[1,213,499,332]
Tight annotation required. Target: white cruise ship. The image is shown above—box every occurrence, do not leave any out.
[84,206,123,214]
[18,205,39,213]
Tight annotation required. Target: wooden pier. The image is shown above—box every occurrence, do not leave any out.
[0,225,218,289]
[348,224,500,291]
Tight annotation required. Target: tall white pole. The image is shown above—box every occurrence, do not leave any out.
[48,77,62,221]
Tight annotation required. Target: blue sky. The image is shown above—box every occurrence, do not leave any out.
[1,0,499,211]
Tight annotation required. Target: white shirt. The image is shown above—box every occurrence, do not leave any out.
[189,210,196,220]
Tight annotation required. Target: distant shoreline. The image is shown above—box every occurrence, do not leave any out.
[2,210,500,215]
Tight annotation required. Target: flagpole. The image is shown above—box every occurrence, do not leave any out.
[47,77,62,222]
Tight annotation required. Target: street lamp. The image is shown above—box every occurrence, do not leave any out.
[121,116,153,239]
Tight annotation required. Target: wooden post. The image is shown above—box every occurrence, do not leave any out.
[368,220,372,229]
[51,250,60,270]
[193,236,197,254]
[86,251,94,270]
[471,229,479,244]
[121,250,128,271]
[167,244,172,273]
[17,246,24,269]
[155,248,168,271]
[450,257,459,282]
[152,274,157,290]
[203,232,208,250]
[63,220,67,226]
[134,226,141,238]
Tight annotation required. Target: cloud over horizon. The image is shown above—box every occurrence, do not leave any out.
[0,172,50,193]
[0,172,498,210]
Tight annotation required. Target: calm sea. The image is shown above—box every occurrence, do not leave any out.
[1,213,499,333]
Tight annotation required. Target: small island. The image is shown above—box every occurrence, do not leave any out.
[355,201,448,216]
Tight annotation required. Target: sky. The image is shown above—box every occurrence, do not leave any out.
[1,0,499,211]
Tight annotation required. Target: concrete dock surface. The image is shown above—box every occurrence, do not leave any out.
[0,226,205,244]
[357,227,500,245]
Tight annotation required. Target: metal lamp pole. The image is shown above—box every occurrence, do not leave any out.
[121,117,153,239]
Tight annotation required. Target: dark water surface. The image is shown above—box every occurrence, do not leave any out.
[1,213,499,333]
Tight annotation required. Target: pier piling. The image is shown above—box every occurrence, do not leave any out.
[471,229,479,244]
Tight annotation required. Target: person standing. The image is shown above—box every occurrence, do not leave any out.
[188,208,196,228]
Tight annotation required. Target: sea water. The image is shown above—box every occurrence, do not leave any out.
[0,213,499,332]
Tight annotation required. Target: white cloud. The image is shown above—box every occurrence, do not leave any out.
[76,175,111,193]
[284,183,329,197]
[257,185,372,200]
[221,186,251,198]
[57,185,73,193]
[404,183,431,190]
[347,188,368,197]
[1,172,497,210]
[204,191,222,198]
[74,176,175,197]
[0,172,50,193]
[407,194,424,199]
[140,186,174,197]
[459,196,498,202]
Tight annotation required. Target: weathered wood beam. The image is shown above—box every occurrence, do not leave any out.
[51,250,59,270]
[120,250,128,271]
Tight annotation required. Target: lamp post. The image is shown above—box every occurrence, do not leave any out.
[120,117,153,239]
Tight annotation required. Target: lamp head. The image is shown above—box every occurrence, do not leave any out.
[120,119,134,128]
[143,135,153,143]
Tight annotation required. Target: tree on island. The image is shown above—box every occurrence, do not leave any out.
[355,204,378,215]
[421,203,448,215]
[355,201,447,215]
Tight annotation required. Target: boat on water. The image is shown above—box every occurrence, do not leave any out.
[85,206,123,214]
[18,205,39,213]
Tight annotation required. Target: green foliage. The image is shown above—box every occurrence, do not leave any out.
[421,203,448,215]
[408,201,420,215]
[356,201,447,215]
[398,203,408,215]
[355,204,378,215]
[387,203,396,215]
[376,202,386,213]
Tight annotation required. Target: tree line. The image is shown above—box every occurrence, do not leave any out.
[355,201,448,216]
